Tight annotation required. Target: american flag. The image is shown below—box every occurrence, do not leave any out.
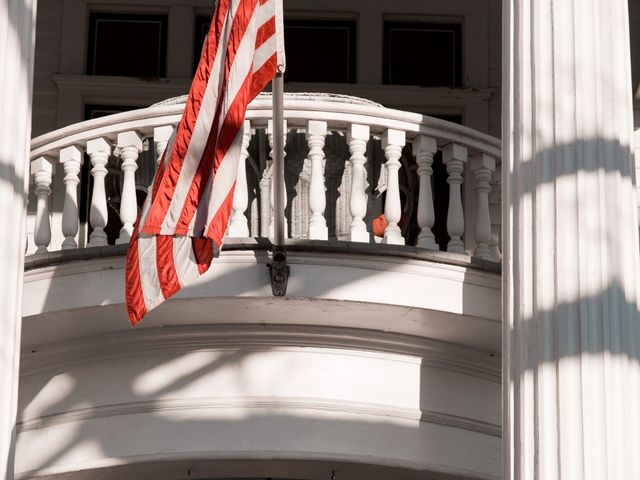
[125,0,285,325]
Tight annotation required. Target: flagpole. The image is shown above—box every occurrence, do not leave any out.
[268,70,289,296]
[272,71,285,247]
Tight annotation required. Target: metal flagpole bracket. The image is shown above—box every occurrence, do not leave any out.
[268,246,289,296]
[268,71,289,296]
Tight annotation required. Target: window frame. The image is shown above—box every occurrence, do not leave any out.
[86,12,169,78]
[383,20,463,88]
[283,18,358,84]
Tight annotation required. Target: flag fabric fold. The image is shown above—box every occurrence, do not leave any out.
[126,0,285,325]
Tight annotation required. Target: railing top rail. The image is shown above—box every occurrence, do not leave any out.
[31,93,501,160]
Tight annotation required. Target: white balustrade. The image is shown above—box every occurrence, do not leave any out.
[28,95,503,261]
[413,135,438,250]
[347,124,370,242]
[116,131,143,243]
[59,146,82,249]
[268,119,287,239]
[471,153,496,260]
[381,129,406,245]
[86,138,111,247]
[443,143,467,254]
[31,157,54,253]
[307,120,328,240]
[228,120,252,237]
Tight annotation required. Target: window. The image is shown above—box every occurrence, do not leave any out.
[384,21,462,87]
[87,13,168,77]
[84,104,139,119]
[284,19,357,83]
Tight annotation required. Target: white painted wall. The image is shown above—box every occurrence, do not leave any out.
[16,327,500,480]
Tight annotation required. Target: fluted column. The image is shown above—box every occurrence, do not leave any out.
[347,124,370,242]
[381,129,406,245]
[116,131,143,243]
[471,154,495,260]
[31,157,54,254]
[306,120,328,240]
[59,146,83,249]
[0,3,37,478]
[86,138,111,247]
[443,143,467,253]
[268,119,287,239]
[503,1,640,479]
[228,120,251,237]
[413,135,438,250]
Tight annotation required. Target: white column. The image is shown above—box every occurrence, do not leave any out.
[443,143,467,254]
[31,157,54,253]
[347,123,370,242]
[503,0,640,479]
[381,129,406,245]
[86,138,111,247]
[227,120,251,238]
[471,153,495,260]
[306,120,328,240]
[268,119,287,239]
[116,131,143,243]
[413,135,438,250]
[59,146,82,249]
[0,2,37,479]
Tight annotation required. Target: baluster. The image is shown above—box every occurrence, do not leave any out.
[490,165,502,261]
[381,129,406,245]
[228,120,252,237]
[31,157,54,254]
[259,174,270,238]
[116,131,143,244]
[413,135,438,249]
[307,120,328,240]
[59,145,82,249]
[348,124,370,242]
[443,143,468,253]
[86,138,111,247]
[153,125,173,165]
[268,119,287,239]
[471,153,496,260]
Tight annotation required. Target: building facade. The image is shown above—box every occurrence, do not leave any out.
[1,0,640,479]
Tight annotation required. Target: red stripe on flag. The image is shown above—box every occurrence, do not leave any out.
[193,238,215,275]
[125,225,147,326]
[156,236,181,299]
[206,182,237,245]
[256,17,275,48]
[250,52,277,98]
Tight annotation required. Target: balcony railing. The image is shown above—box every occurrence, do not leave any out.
[28,92,502,260]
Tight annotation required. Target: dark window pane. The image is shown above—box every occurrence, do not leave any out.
[87,13,168,77]
[284,20,356,83]
[384,22,462,87]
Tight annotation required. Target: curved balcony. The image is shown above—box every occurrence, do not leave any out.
[19,94,503,480]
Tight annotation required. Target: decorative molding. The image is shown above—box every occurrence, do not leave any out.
[18,396,500,438]
[20,324,500,381]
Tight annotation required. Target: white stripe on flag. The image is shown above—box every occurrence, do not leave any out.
[173,237,201,287]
